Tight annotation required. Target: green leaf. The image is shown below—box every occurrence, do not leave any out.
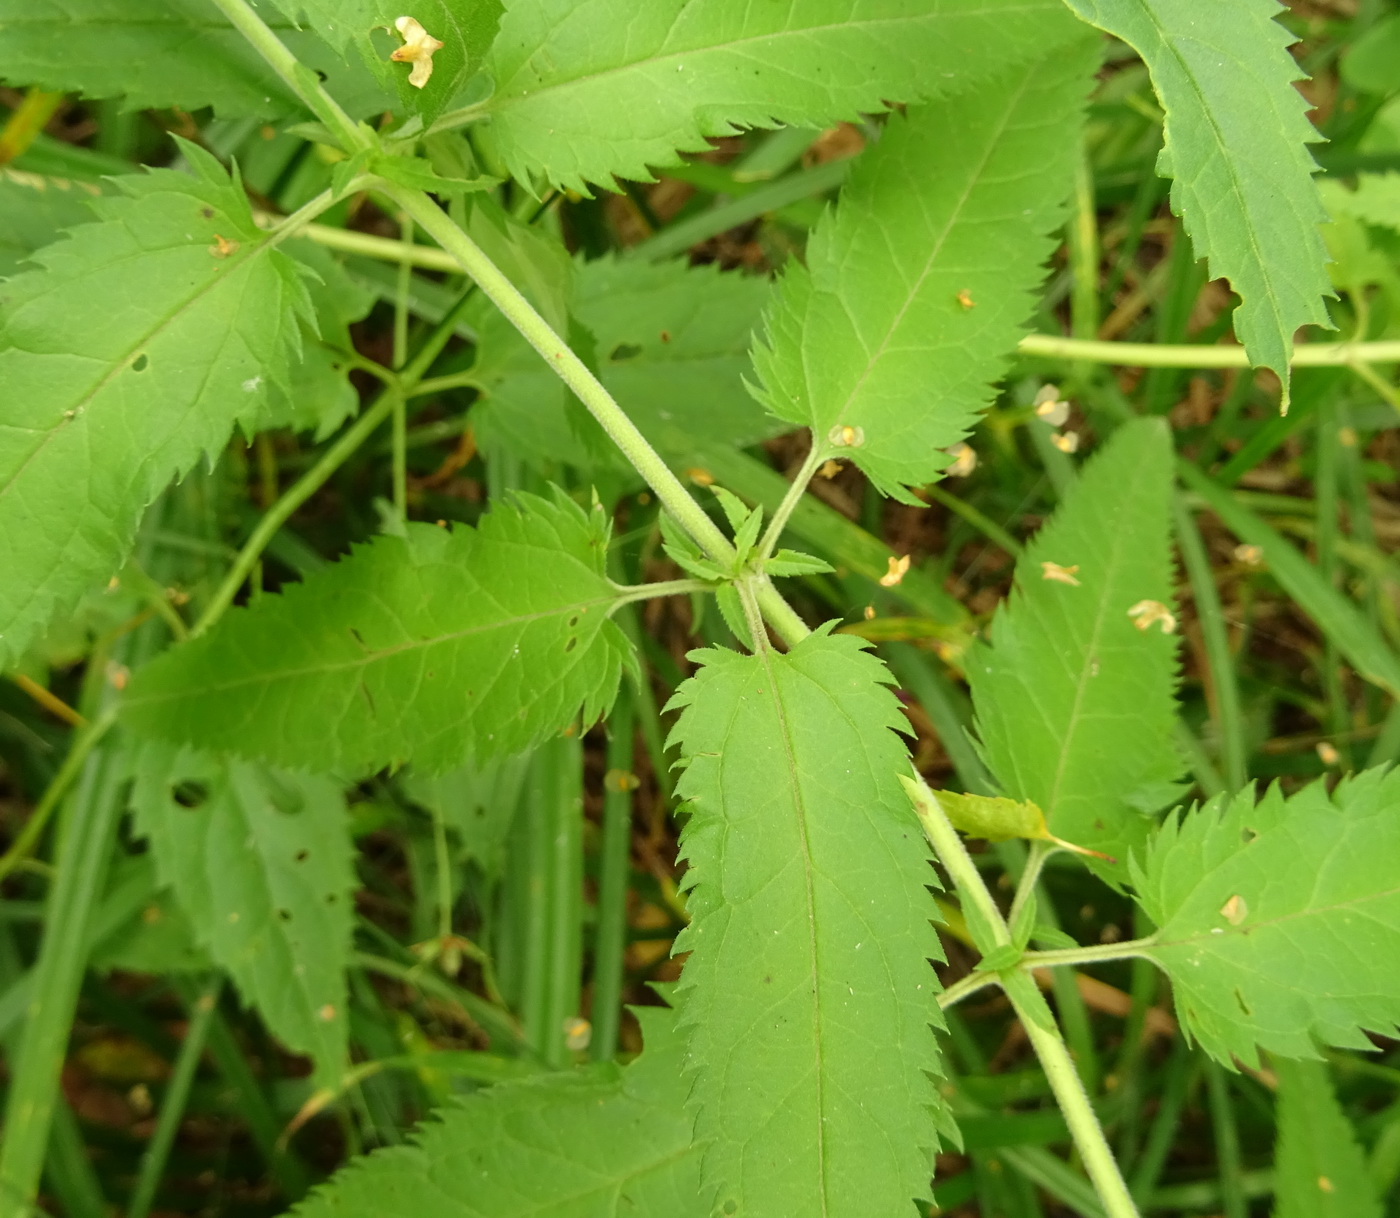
[764,549,833,578]
[287,1003,709,1218]
[0,0,394,119]
[471,255,782,476]
[1341,12,1400,95]
[1135,767,1400,1067]
[480,0,1085,191]
[87,854,209,977]
[254,239,376,440]
[129,741,354,1087]
[0,144,314,668]
[122,492,635,775]
[668,629,945,1218]
[750,41,1099,499]
[0,170,104,279]
[1062,0,1332,408]
[1320,172,1400,236]
[969,418,1182,876]
[1271,1056,1383,1218]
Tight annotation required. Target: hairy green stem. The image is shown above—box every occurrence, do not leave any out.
[757,444,825,561]
[377,181,738,568]
[1007,840,1052,929]
[613,578,716,607]
[207,0,367,152]
[937,970,1001,1010]
[1020,333,1400,368]
[904,772,1140,1218]
[1020,939,1159,969]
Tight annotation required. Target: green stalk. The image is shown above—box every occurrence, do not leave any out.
[1173,496,1247,790]
[757,445,825,561]
[591,693,635,1061]
[206,0,367,152]
[903,774,1140,1218]
[1019,333,1400,368]
[1019,941,1159,970]
[193,389,398,635]
[126,978,222,1218]
[375,181,738,568]
[0,710,116,884]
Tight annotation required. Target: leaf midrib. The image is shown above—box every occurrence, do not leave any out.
[125,591,621,706]
[820,69,1034,436]
[492,9,992,109]
[754,644,830,1217]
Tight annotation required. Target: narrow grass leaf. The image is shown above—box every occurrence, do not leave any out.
[122,493,634,775]
[0,143,313,667]
[1272,1057,1383,1218]
[0,0,393,119]
[751,41,1099,498]
[669,629,944,1218]
[1063,0,1331,406]
[287,1004,708,1218]
[1136,767,1400,1067]
[970,419,1182,876]
[130,742,354,1088]
[480,0,1086,192]
[1180,463,1400,698]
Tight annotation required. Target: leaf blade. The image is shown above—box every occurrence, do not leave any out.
[287,1003,709,1218]
[480,0,1086,191]
[1137,767,1400,1067]
[751,41,1099,497]
[669,630,945,1217]
[1062,0,1332,404]
[969,419,1183,874]
[0,145,314,666]
[130,742,354,1087]
[121,493,634,775]
[1272,1056,1383,1218]
[0,0,393,119]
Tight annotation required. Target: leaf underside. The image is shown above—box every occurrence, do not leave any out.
[969,418,1182,877]
[130,741,354,1087]
[0,143,312,668]
[0,0,394,119]
[1063,0,1332,402]
[750,40,1100,498]
[121,492,634,776]
[481,0,1087,191]
[1271,1056,1383,1218]
[668,629,945,1218]
[287,1004,709,1218]
[1137,767,1400,1067]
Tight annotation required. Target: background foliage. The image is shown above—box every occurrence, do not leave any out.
[1,1,1400,1216]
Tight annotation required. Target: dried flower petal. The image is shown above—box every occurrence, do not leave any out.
[390,15,445,89]
[879,554,912,588]
[1127,599,1176,634]
[945,442,977,477]
[1040,561,1081,586]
